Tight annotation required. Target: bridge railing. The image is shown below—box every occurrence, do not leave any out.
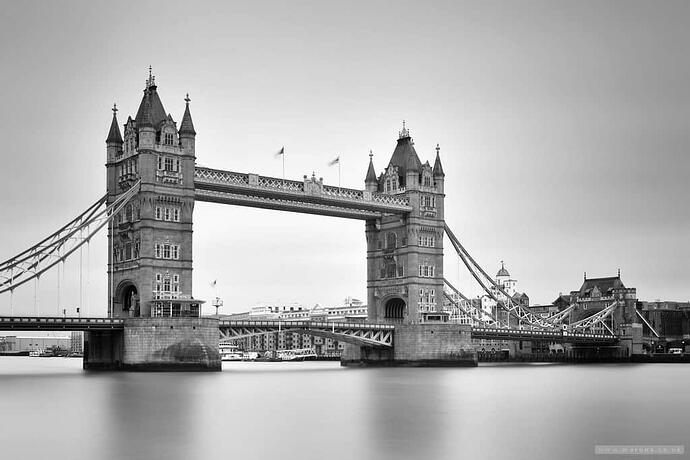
[218,320,395,330]
[195,167,410,210]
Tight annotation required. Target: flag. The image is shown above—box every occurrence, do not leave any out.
[274,146,285,158]
[210,279,217,287]
[328,156,340,166]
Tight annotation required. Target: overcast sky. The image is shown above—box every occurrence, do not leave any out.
[1,0,689,316]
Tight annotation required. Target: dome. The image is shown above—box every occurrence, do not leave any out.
[496,262,510,278]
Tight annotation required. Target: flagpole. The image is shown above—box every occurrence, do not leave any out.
[282,148,285,186]
[338,160,341,191]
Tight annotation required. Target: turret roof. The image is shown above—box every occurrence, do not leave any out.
[433,144,445,177]
[179,94,196,136]
[135,84,168,128]
[388,134,422,178]
[365,152,377,184]
[106,106,123,144]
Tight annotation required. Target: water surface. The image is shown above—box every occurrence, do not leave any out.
[0,358,687,460]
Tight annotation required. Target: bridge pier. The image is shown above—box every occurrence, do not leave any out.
[341,324,477,367]
[84,318,221,371]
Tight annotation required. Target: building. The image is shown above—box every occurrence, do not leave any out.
[106,72,200,318]
[70,331,83,354]
[365,124,446,324]
[638,301,690,351]
[479,262,530,327]
[563,272,637,330]
[0,336,70,354]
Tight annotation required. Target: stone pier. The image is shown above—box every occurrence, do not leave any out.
[84,317,221,371]
[341,324,477,367]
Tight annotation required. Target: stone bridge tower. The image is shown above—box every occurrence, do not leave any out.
[365,123,446,325]
[105,72,198,318]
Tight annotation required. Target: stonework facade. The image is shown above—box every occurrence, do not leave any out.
[365,124,446,325]
[106,74,198,318]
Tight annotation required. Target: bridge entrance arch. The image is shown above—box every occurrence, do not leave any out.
[384,297,406,321]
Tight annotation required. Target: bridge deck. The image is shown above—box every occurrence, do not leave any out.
[471,326,618,344]
[0,317,125,331]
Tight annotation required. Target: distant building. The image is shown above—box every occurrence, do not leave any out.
[0,336,70,353]
[227,298,367,356]
[70,331,83,354]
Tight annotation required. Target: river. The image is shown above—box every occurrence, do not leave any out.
[0,358,687,460]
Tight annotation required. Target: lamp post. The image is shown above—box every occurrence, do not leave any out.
[212,297,223,317]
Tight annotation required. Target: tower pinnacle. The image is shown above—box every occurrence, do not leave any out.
[179,92,196,136]
[106,103,123,144]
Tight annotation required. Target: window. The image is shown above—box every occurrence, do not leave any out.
[164,208,170,221]
[424,176,431,187]
[155,243,161,258]
[419,264,435,277]
[173,208,180,222]
[164,133,174,146]
[163,244,171,259]
[157,156,163,170]
[172,245,179,260]
[164,157,174,171]
[155,207,162,220]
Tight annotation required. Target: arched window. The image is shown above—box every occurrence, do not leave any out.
[386,232,397,249]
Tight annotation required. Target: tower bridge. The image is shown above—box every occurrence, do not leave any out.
[0,72,644,370]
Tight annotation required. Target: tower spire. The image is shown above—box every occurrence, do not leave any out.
[106,103,123,144]
[365,149,377,186]
[179,92,196,136]
[433,142,445,177]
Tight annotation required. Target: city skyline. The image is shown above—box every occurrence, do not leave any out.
[1,0,689,316]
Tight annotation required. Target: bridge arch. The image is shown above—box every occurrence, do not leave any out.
[115,280,139,317]
[383,296,406,321]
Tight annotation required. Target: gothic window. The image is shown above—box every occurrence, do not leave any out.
[173,208,180,222]
[157,156,163,170]
[424,175,431,187]
[164,157,174,171]
[164,208,170,221]
[397,265,404,277]
[155,243,161,258]
[155,207,162,220]
[125,204,133,223]
[133,241,140,259]
[163,244,171,259]
[163,277,171,292]
[386,232,397,249]
[164,133,174,146]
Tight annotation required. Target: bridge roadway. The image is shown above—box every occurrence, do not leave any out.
[0,317,618,347]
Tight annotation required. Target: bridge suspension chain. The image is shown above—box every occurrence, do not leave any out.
[442,278,502,326]
[0,181,141,295]
[444,224,557,330]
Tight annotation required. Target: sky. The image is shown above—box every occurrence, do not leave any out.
[0,0,689,317]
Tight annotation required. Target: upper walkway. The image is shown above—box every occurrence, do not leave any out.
[194,166,412,219]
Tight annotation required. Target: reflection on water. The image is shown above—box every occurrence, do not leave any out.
[0,358,688,460]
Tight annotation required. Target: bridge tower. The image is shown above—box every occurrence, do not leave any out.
[365,123,446,324]
[105,72,198,318]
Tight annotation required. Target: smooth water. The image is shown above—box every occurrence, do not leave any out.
[0,358,687,460]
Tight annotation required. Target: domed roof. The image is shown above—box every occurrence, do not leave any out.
[496,261,510,278]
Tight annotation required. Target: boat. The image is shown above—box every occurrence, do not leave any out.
[219,343,243,361]
[276,348,318,361]
[29,349,42,357]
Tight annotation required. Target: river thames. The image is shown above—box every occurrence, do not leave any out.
[0,358,687,460]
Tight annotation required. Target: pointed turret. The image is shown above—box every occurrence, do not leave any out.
[106,104,123,144]
[179,94,196,136]
[432,143,445,177]
[365,151,378,192]
[387,121,423,189]
[179,93,196,155]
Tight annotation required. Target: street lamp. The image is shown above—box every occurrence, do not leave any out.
[212,297,223,317]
